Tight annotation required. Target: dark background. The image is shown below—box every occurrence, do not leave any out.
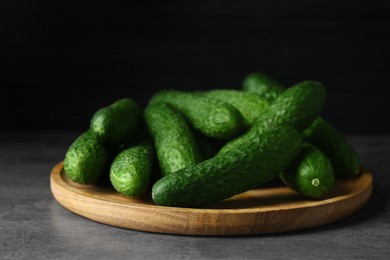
[1,0,389,133]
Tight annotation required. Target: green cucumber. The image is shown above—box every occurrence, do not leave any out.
[279,143,335,199]
[110,141,155,197]
[242,72,285,102]
[150,90,244,140]
[202,89,270,127]
[220,80,326,154]
[262,81,326,131]
[90,98,142,147]
[303,118,360,178]
[64,130,110,184]
[152,126,302,207]
[242,73,361,178]
[145,102,202,176]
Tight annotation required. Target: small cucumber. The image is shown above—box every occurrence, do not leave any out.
[202,89,270,127]
[145,102,202,176]
[279,143,335,199]
[64,131,110,184]
[90,98,142,147]
[303,118,360,178]
[152,126,302,207]
[220,81,326,154]
[242,72,285,102]
[110,141,155,197]
[150,90,244,140]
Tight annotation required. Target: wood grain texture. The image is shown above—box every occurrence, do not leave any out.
[50,161,372,236]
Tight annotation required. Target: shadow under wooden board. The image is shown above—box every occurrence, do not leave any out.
[50,161,373,236]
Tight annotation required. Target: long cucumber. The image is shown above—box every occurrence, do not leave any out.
[152,126,302,207]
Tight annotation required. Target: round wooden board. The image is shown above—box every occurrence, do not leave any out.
[50,161,373,236]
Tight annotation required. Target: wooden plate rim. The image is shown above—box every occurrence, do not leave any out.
[50,161,373,235]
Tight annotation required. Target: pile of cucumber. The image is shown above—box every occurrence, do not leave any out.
[64,73,361,208]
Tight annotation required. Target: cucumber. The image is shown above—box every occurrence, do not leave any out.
[150,90,244,140]
[242,72,285,102]
[64,130,110,184]
[152,126,302,207]
[220,80,326,154]
[145,102,202,176]
[90,98,142,147]
[202,89,270,127]
[303,118,360,178]
[279,143,335,199]
[242,73,361,178]
[263,81,326,131]
[110,141,155,197]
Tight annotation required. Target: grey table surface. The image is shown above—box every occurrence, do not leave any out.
[1,131,389,260]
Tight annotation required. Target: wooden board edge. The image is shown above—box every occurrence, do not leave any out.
[50,162,373,235]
